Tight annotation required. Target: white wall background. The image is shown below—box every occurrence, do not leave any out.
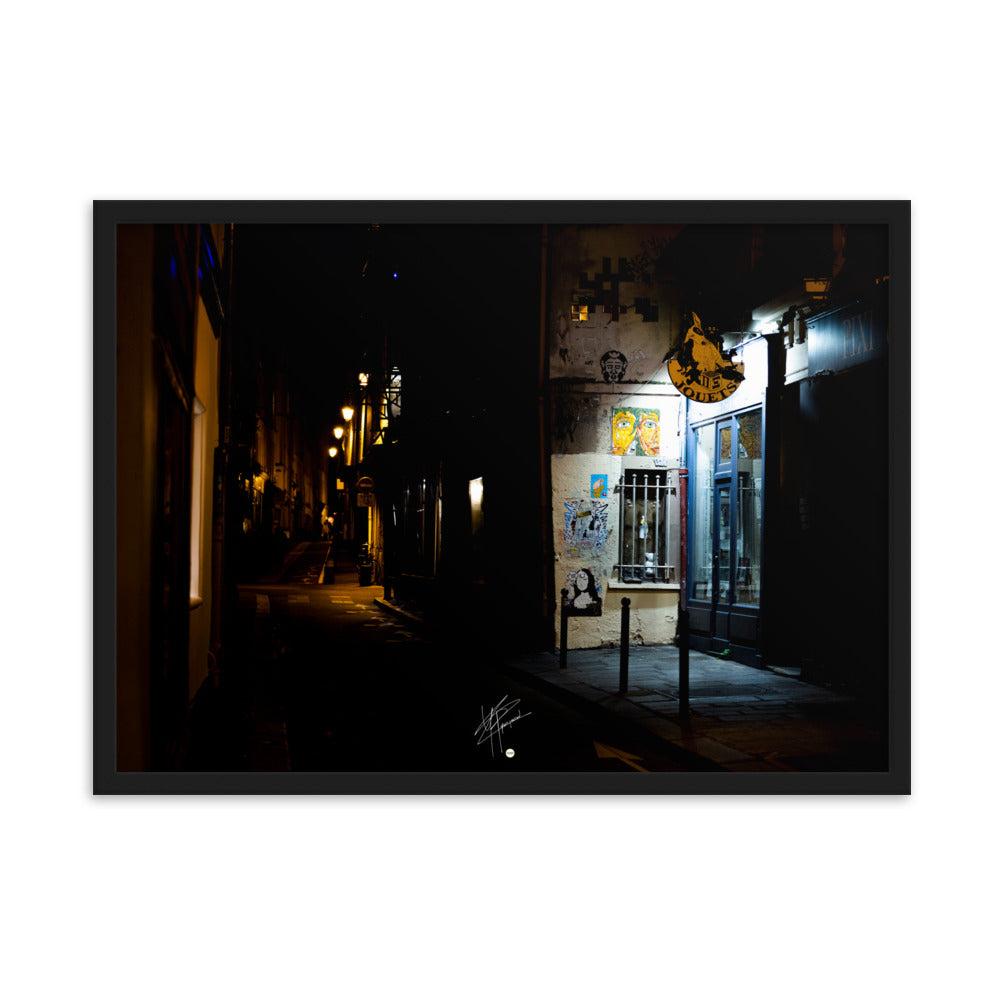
[2,4,991,999]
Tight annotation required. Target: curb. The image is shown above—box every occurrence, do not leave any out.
[364,601,815,772]
[367,599,734,771]
[497,659,729,772]
[373,597,425,626]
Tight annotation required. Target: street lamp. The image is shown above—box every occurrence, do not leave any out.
[328,446,338,458]
[333,426,344,440]
[341,406,354,422]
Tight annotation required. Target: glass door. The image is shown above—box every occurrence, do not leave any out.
[690,423,714,603]
[712,482,732,642]
[734,409,763,607]
[715,483,731,607]
[687,407,763,660]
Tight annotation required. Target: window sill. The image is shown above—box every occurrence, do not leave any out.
[607,580,680,591]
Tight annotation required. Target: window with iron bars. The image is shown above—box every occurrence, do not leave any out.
[617,469,677,583]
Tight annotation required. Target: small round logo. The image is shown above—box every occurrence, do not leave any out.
[505,748,515,759]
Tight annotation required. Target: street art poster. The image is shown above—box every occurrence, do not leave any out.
[564,568,602,616]
[590,474,608,498]
[600,350,628,383]
[611,407,660,456]
[665,312,745,403]
[563,499,609,553]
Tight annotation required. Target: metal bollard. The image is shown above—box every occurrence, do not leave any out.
[559,588,569,669]
[678,607,690,719]
[619,597,630,693]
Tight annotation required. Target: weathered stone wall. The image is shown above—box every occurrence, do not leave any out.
[548,225,685,650]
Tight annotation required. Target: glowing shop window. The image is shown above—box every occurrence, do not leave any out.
[469,478,484,533]
[571,304,589,322]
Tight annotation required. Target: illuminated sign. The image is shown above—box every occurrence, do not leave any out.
[808,292,887,375]
[667,313,745,403]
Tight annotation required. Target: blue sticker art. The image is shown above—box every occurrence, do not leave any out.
[590,474,608,498]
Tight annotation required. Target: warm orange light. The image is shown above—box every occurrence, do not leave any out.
[328,447,338,458]
[333,426,344,440]
[342,406,354,421]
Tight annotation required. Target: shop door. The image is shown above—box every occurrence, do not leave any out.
[688,409,763,661]
[712,481,731,641]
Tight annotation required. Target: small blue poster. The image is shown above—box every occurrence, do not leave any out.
[590,474,608,499]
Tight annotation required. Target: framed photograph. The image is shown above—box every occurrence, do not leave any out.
[94,200,910,793]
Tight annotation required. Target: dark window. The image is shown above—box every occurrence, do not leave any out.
[619,469,676,583]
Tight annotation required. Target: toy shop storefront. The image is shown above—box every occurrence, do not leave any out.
[684,336,768,666]
[681,283,890,679]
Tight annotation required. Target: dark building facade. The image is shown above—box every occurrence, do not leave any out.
[116,223,233,770]
[345,223,552,648]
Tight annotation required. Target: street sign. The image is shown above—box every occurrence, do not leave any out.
[357,476,374,507]
[808,288,887,376]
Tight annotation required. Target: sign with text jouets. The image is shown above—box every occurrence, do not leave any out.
[666,312,745,403]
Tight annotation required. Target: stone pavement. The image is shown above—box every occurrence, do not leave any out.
[496,645,888,772]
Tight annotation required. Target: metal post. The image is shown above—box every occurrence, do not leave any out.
[559,588,569,669]
[619,597,630,693]
[678,607,689,718]
[761,331,786,668]
[209,224,235,680]
[678,466,689,719]
[630,472,636,577]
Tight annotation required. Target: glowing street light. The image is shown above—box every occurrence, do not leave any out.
[333,426,344,440]
[328,446,338,458]
[341,406,354,422]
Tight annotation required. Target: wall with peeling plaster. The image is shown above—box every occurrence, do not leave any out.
[550,225,684,384]
[548,225,686,650]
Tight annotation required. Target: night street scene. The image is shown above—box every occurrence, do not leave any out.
[102,205,907,790]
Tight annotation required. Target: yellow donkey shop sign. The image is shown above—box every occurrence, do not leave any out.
[666,313,745,403]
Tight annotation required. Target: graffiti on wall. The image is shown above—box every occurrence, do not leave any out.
[600,350,628,383]
[553,393,602,450]
[590,474,608,499]
[611,407,660,456]
[573,258,660,324]
[565,568,602,615]
[563,499,609,553]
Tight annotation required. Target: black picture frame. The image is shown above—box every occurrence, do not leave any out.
[94,200,910,794]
